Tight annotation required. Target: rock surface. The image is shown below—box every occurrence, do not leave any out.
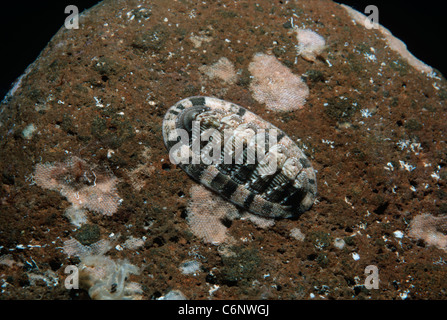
[0,0,446,300]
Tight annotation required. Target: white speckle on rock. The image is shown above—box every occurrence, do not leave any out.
[157,289,187,300]
[179,260,201,275]
[399,290,410,300]
[22,124,37,140]
[209,284,220,296]
[107,149,115,159]
[333,238,346,250]
[393,230,404,239]
[290,227,305,241]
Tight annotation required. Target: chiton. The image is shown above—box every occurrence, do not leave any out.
[162,96,317,218]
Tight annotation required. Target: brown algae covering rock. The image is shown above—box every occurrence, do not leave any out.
[0,0,446,300]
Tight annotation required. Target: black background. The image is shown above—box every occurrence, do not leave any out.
[0,0,446,99]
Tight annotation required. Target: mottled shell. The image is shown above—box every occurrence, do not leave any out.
[162,96,317,218]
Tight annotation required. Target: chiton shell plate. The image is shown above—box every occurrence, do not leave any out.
[162,96,317,218]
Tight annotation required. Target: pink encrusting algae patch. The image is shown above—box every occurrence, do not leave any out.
[34,156,122,217]
[185,185,277,245]
[199,57,238,85]
[186,185,238,245]
[294,28,326,62]
[408,214,447,250]
[248,53,309,112]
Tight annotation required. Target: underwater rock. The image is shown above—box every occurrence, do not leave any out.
[0,0,446,300]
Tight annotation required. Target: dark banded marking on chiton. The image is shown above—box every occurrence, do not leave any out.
[190,96,206,106]
[162,96,317,218]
